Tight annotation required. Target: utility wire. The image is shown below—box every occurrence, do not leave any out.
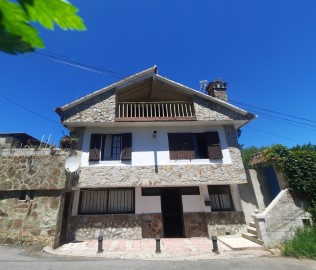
[244,126,305,144]
[254,113,316,132]
[245,108,316,129]
[231,100,316,124]
[0,93,60,124]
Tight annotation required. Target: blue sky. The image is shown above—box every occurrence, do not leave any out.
[1,0,316,148]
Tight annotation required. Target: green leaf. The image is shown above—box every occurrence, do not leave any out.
[20,0,86,31]
[0,0,44,51]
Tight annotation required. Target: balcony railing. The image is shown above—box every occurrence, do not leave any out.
[115,101,196,121]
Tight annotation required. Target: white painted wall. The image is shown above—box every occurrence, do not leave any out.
[80,125,231,167]
[135,186,161,214]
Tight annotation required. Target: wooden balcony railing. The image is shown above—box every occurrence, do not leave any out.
[115,101,196,121]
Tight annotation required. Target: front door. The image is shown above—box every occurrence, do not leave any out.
[161,188,184,238]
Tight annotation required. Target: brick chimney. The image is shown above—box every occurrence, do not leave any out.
[205,78,228,101]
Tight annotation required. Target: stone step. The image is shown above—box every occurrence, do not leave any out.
[249,222,256,228]
[242,232,264,246]
[247,226,257,235]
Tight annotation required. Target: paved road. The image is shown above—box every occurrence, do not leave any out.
[0,245,315,270]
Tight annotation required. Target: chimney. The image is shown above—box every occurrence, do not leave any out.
[205,78,228,101]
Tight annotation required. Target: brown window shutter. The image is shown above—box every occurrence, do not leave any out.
[89,134,102,161]
[168,133,195,160]
[205,132,223,159]
[121,133,132,160]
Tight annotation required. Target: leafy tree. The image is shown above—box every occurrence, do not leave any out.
[0,0,86,54]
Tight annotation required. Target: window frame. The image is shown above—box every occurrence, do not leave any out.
[78,188,135,215]
[168,132,223,160]
[207,185,234,211]
[88,133,132,162]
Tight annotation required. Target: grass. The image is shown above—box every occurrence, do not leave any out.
[281,226,316,259]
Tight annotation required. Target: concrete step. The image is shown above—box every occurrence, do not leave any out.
[249,222,256,228]
[247,226,257,235]
[242,232,264,246]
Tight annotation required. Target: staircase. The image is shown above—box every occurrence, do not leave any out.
[242,221,264,245]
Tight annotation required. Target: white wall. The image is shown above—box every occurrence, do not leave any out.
[80,125,231,167]
[135,186,161,214]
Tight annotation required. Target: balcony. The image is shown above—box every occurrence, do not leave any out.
[115,101,196,121]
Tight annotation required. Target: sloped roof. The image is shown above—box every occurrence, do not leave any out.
[56,66,157,114]
[55,66,255,122]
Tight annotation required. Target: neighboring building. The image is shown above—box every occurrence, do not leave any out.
[241,153,312,247]
[55,66,256,241]
[0,133,41,148]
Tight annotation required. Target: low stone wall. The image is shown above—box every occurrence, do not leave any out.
[0,149,68,190]
[69,214,143,240]
[0,190,63,247]
[142,214,163,238]
[68,212,246,240]
[183,212,207,237]
[253,189,311,248]
[205,211,246,236]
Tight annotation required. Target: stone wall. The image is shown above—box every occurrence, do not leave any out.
[62,89,116,124]
[0,190,63,247]
[79,162,247,187]
[205,211,246,236]
[68,212,246,240]
[193,96,251,122]
[0,149,68,190]
[253,189,311,248]
[0,149,69,247]
[183,212,207,237]
[142,214,163,238]
[69,214,143,240]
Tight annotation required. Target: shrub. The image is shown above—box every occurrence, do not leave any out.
[282,226,316,259]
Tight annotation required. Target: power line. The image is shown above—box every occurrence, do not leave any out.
[245,108,316,129]
[255,113,316,132]
[244,126,305,144]
[231,100,316,124]
[34,51,130,79]
[0,93,60,124]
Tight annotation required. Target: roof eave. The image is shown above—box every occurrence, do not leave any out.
[56,66,157,112]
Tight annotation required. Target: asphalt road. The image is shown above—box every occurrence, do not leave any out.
[0,245,315,270]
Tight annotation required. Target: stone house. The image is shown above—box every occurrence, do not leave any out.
[55,66,257,241]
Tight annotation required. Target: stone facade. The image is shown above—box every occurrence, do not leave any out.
[67,212,246,241]
[193,96,251,122]
[78,162,247,187]
[69,214,143,240]
[62,89,116,124]
[205,211,246,236]
[253,189,311,248]
[0,149,68,190]
[0,190,63,247]
[142,214,163,238]
[183,213,207,237]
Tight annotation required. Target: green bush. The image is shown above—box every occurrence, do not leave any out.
[282,226,316,259]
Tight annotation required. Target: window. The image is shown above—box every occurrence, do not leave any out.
[89,133,132,161]
[208,185,234,211]
[78,188,135,215]
[168,132,222,160]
